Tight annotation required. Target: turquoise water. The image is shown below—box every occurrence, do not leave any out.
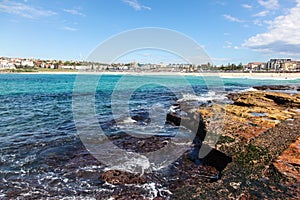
[0,74,299,198]
[1,74,299,95]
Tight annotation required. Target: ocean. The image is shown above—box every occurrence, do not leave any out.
[0,74,299,199]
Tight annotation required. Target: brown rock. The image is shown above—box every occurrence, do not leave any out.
[273,137,300,182]
[205,91,300,141]
[101,170,147,185]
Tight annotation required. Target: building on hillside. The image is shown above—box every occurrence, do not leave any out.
[0,60,16,70]
[21,60,34,67]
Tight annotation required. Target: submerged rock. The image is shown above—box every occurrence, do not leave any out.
[253,85,300,91]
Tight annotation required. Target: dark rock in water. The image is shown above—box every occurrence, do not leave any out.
[166,112,181,126]
[167,109,205,164]
[165,101,232,174]
[110,132,170,153]
[131,110,151,125]
[166,102,206,141]
[253,85,300,91]
[181,111,206,142]
[38,144,78,160]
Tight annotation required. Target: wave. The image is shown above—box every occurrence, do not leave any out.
[237,87,258,93]
[177,92,227,104]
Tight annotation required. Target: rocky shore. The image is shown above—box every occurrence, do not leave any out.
[127,85,299,198]
[89,85,300,199]
[2,85,299,199]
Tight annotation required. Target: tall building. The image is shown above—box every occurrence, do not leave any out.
[266,59,291,71]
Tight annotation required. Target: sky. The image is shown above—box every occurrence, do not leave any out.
[0,0,300,65]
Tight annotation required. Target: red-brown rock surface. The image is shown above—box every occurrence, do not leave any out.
[274,137,300,182]
[199,91,300,141]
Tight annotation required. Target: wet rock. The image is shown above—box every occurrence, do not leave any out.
[131,111,151,125]
[253,85,300,91]
[110,133,170,153]
[166,102,206,141]
[166,112,181,126]
[166,100,232,174]
[101,170,147,185]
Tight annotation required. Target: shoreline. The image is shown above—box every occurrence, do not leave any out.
[1,71,300,80]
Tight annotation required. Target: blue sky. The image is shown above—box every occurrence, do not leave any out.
[0,0,300,65]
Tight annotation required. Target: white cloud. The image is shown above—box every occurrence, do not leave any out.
[253,10,269,17]
[242,4,252,9]
[253,19,263,26]
[223,41,241,50]
[0,0,56,19]
[223,41,232,48]
[244,0,300,54]
[63,8,85,17]
[258,0,279,10]
[63,26,77,31]
[223,14,245,23]
[122,0,151,11]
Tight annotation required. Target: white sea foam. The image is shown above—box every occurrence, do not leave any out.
[118,117,137,124]
[238,87,258,93]
[168,105,179,113]
[178,92,227,103]
[104,153,150,175]
[133,182,172,199]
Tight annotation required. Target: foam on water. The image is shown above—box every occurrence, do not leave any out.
[238,87,258,93]
[178,92,227,103]
[105,154,151,175]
